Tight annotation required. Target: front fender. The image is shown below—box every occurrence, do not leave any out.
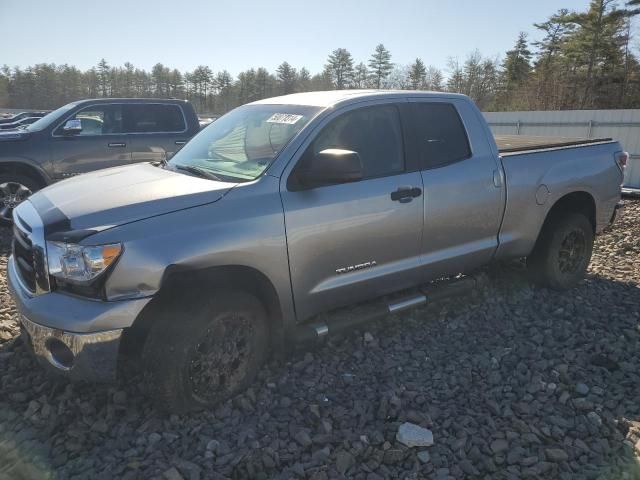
[84,176,296,333]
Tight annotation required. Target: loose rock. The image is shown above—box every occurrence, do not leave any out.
[396,422,434,448]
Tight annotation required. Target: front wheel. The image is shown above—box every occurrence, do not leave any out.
[142,291,269,413]
[0,174,40,225]
[526,212,594,290]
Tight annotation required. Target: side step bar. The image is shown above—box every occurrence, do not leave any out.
[294,275,483,343]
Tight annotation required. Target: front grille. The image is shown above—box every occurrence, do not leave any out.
[13,217,36,292]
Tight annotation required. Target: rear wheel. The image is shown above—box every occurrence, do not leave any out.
[0,174,40,225]
[142,291,269,413]
[526,212,594,290]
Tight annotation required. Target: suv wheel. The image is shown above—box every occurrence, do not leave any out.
[142,291,269,413]
[0,174,40,225]
[526,212,594,290]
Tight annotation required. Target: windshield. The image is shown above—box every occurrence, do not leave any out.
[168,104,321,181]
[26,102,77,132]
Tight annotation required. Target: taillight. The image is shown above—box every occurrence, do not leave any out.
[615,151,628,170]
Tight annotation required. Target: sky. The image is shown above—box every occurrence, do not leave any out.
[1,0,596,76]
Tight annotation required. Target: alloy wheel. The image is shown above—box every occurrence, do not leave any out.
[558,229,587,274]
[188,314,255,403]
[0,182,33,222]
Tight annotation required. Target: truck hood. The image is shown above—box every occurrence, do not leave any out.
[0,130,30,142]
[26,163,236,238]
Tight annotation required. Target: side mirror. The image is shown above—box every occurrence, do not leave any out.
[298,148,363,187]
[62,119,82,135]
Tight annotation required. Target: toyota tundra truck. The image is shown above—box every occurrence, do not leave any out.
[7,90,626,412]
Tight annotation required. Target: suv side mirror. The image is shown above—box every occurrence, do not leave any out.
[298,149,363,187]
[62,119,82,135]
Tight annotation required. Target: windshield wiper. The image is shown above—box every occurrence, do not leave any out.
[173,164,222,181]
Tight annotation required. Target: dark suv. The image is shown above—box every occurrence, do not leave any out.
[0,98,200,223]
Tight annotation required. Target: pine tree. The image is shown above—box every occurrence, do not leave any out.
[353,62,369,88]
[497,33,532,109]
[168,69,184,98]
[324,48,355,89]
[368,44,393,88]
[122,62,135,97]
[532,9,575,109]
[276,61,297,94]
[297,67,311,92]
[255,67,274,99]
[215,70,233,113]
[425,66,444,91]
[152,63,169,97]
[562,0,628,108]
[96,58,110,97]
[503,33,532,86]
[446,58,464,93]
[408,58,427,89]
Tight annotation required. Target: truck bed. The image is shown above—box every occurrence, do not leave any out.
[495,134,614,155]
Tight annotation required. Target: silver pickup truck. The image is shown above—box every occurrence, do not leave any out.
[7,90,626,412]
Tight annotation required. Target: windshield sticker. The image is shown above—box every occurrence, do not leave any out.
[266,113,303,125]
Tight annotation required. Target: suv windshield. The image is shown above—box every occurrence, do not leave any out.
[168,104,320,181]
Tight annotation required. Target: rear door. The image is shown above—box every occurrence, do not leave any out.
[50,103,132,178]
[280,102,425,322]
[406,98,504,279]
[123,103,191,163]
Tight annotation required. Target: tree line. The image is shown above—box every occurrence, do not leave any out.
[1,0,639,114]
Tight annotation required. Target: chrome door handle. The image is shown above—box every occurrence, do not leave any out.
[493,169,503,188]
[108,142,126,148]
[391,186,422,202]
[175,140,186,146]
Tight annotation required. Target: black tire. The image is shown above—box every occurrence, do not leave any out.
[0,173,41,226]
[526,212,594,290]
[142,291,269,413]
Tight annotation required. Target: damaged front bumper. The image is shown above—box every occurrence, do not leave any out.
[7,255,150,382]
[20,315,123,381]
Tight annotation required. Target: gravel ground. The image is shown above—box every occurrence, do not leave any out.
[1,201,640,480]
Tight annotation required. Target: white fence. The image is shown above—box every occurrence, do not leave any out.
[483,109,640,190]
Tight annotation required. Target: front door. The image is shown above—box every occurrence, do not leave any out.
[281,103,424,322]
[51,104,131,178]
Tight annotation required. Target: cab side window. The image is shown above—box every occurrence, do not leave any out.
[411,103,471,169]
[56,105,123,135]
[123,104,186,133]
[301,104,404,180]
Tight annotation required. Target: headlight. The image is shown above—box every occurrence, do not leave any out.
[47,242,123,283]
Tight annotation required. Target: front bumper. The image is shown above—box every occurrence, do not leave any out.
[20,315,122,381]
[7,255,150,381]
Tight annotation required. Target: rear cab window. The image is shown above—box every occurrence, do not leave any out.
[410,102,471,169]
[123,104,186,133]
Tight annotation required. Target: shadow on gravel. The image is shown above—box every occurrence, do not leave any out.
[1,208,640,479]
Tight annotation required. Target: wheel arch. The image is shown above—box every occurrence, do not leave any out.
[533,191,596,250]
[120,264,286,357]
[0,159,50,188]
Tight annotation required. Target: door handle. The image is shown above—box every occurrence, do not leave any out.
[391,186,422,202]
[175,140,186,146]
[493,169,503,188]
[108,142,126,148]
